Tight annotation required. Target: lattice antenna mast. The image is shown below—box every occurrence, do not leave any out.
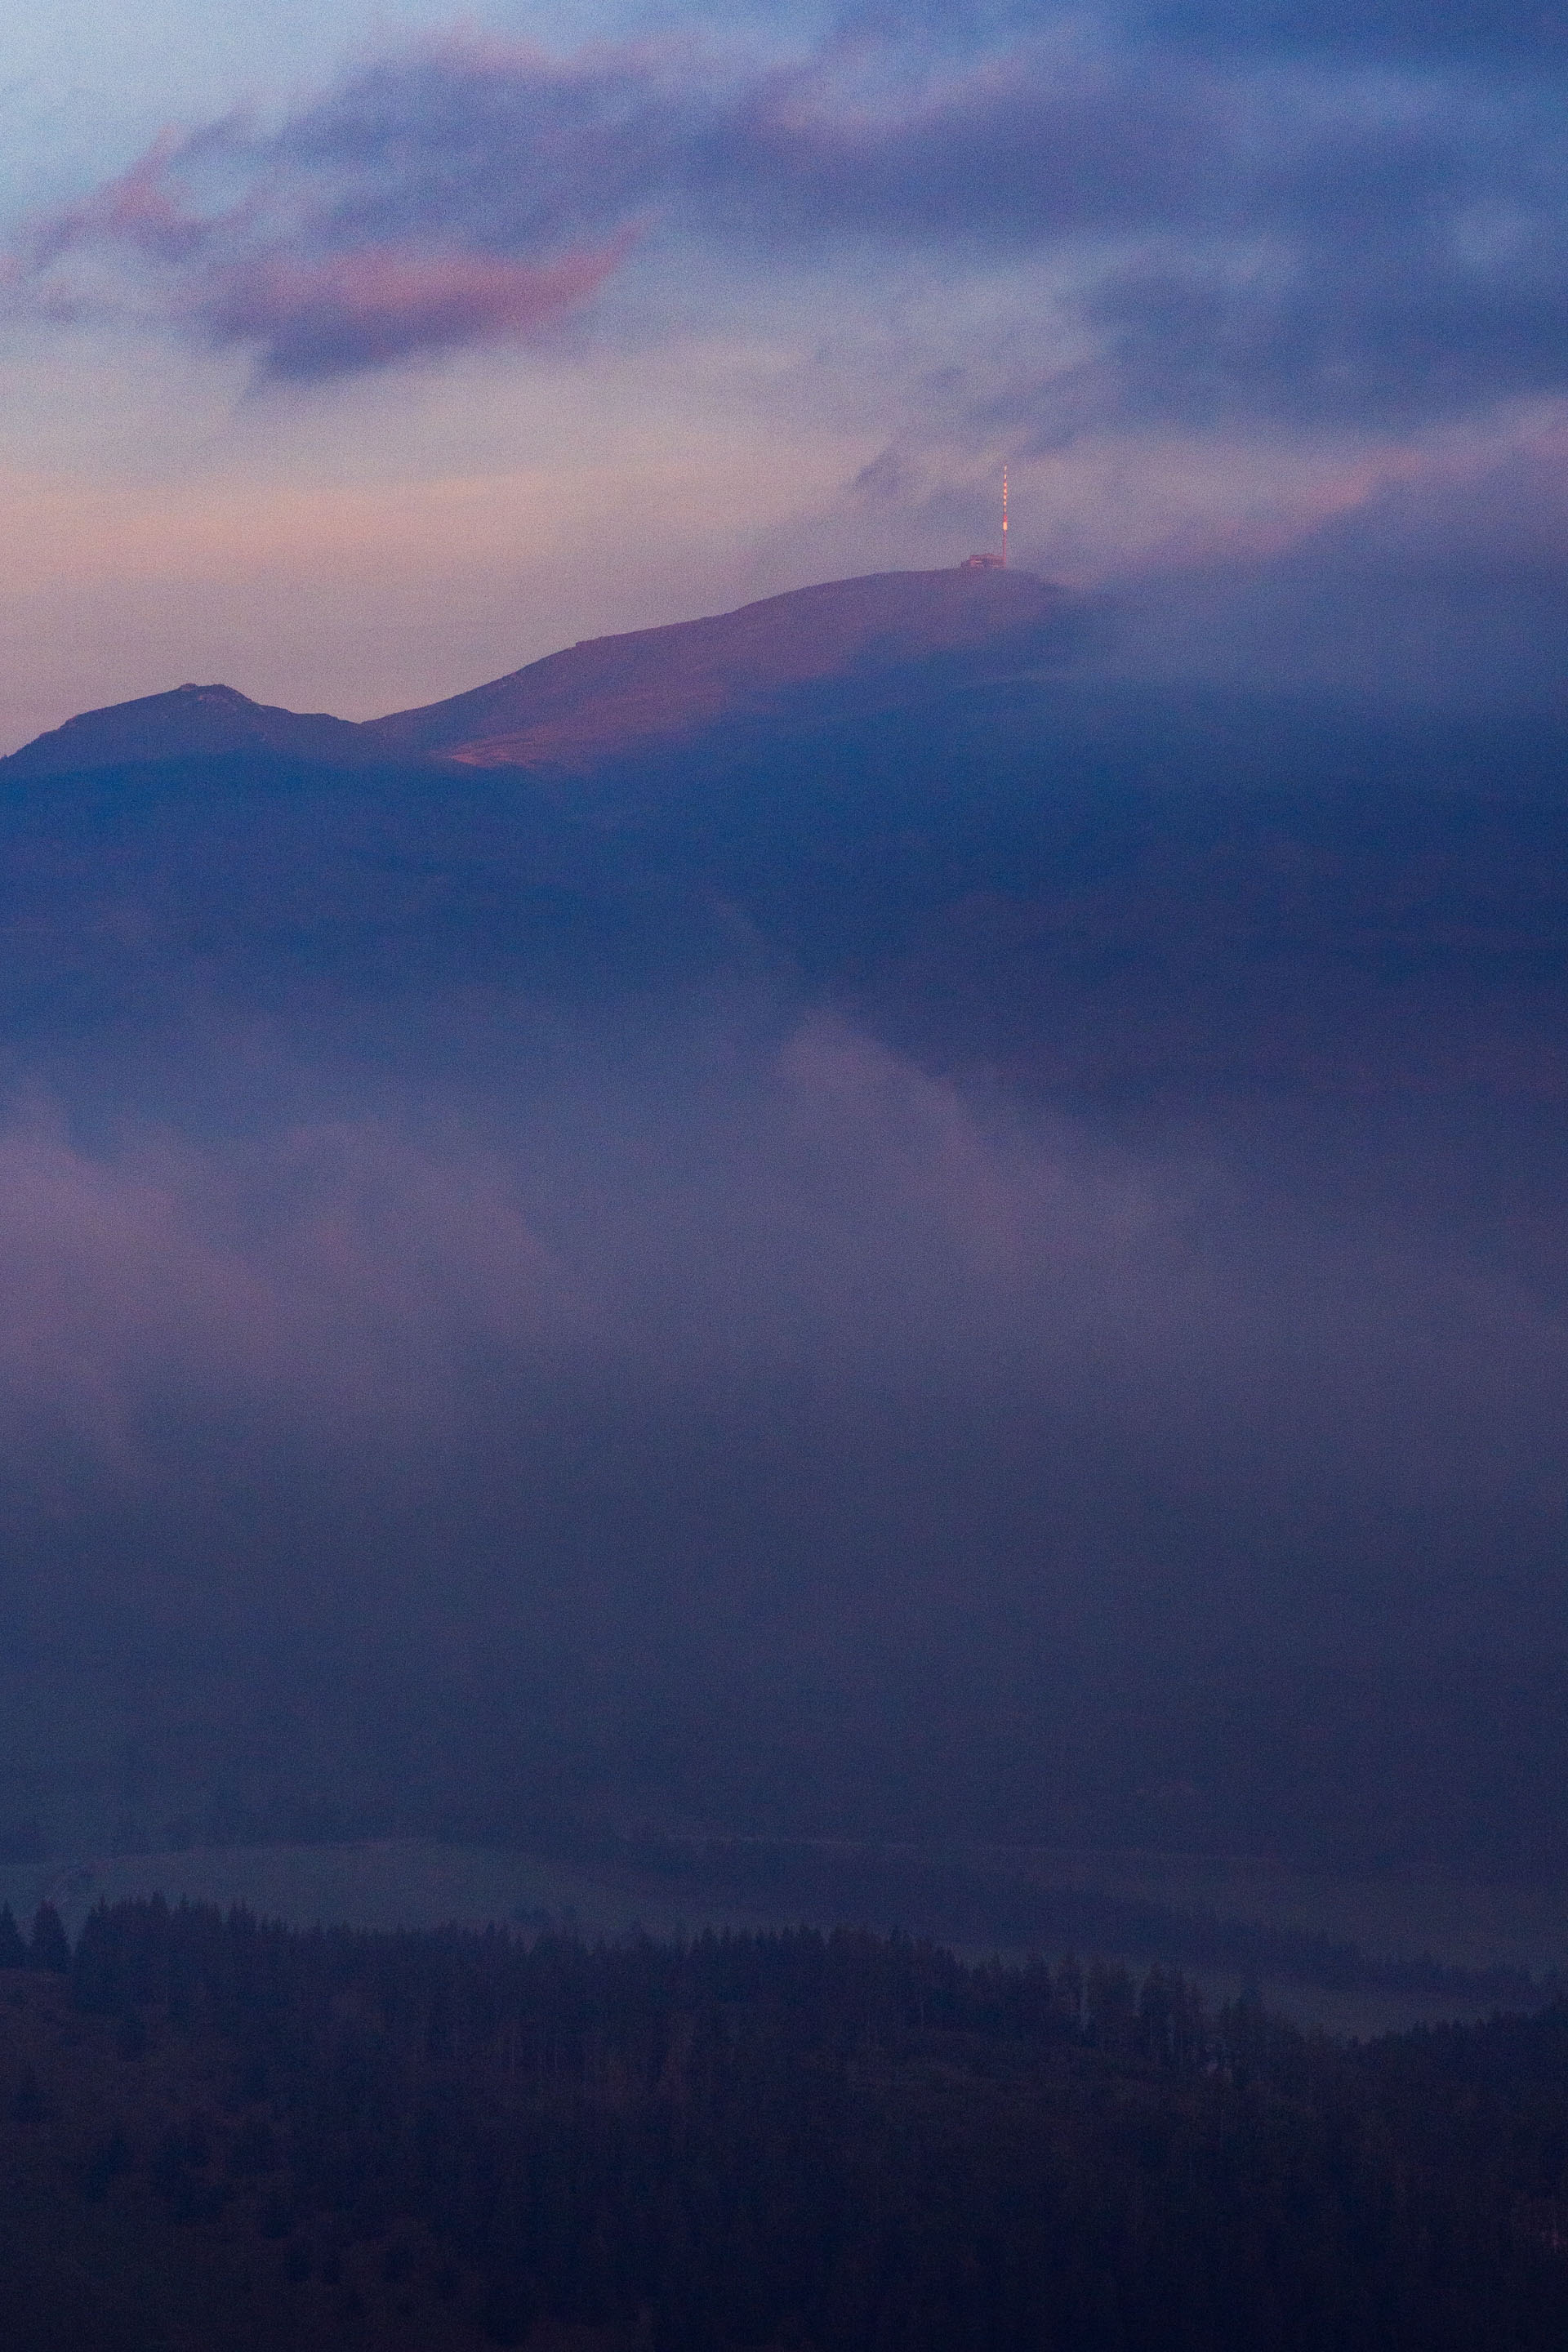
[1002,466,1009,567]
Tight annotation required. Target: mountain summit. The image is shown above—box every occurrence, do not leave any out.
[4,681,369,781]
[2,568,1068,781]
[363,566,1067,773]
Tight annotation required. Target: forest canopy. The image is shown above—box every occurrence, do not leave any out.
[2,1900,1567,2350]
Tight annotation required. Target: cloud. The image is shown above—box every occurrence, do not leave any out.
[195,240,630,381]
[2,1012,1567,1858]
[1,1015,1561,1533]
[5,13,1566,430]
[1094,421,1568,699]
[7,114,632,380]
[1131,0,1568,67]
[0,1107,587,1448]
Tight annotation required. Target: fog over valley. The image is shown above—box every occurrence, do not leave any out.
[0,622,1566,1889]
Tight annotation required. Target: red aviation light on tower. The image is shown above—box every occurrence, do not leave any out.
[959,469,1011,569]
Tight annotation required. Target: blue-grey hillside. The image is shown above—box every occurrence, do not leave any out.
[5,681,370,779]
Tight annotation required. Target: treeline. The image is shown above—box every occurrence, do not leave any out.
[2,1901,1568,2348]
[554,1825,1552,2004]
[0,1900,69,1971]
[45,1781,1552,2001]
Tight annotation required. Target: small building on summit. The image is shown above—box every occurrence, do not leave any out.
[961,551,1004,570]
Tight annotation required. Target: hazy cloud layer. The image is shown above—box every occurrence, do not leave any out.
[0,1108,586,1446]
[1098,425,1568,700]
[7,10,1567,429]
[2,1009,1567,1858]
[0,1016,1562,1523]
[1133,0,1568,66]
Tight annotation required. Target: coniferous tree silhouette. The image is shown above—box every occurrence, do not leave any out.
[0,1902,27,1967]
[29,1900,70,1972]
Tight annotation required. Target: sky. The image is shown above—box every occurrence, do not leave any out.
[2,0,1567,748]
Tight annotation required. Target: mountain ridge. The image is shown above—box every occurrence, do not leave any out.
[2,681,370,781]
[2,566,1067,782]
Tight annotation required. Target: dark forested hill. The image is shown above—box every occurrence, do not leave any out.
[4,1902,1568,2352]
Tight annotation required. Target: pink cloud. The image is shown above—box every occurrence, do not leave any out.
[20,137,220,277]
[6,110,636,381]
[0,1020,1560,1537]
[193,236,631,378]
[0,1111,589,1454]
[7,15,1565,421]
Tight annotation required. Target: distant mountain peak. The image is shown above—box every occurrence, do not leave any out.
[2,564,1073,782]
[365,567,1071,774]
[1,676,369,781]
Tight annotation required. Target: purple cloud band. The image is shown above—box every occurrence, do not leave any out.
[6,16,1567,419]
[196,240,630,377]
[11,114,635,379]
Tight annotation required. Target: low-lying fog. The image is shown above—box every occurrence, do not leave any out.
[2,988,1564,1878]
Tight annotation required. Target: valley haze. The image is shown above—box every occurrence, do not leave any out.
[0,561,1565,1964]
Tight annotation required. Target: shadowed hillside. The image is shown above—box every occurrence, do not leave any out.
[3,684,372,782]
